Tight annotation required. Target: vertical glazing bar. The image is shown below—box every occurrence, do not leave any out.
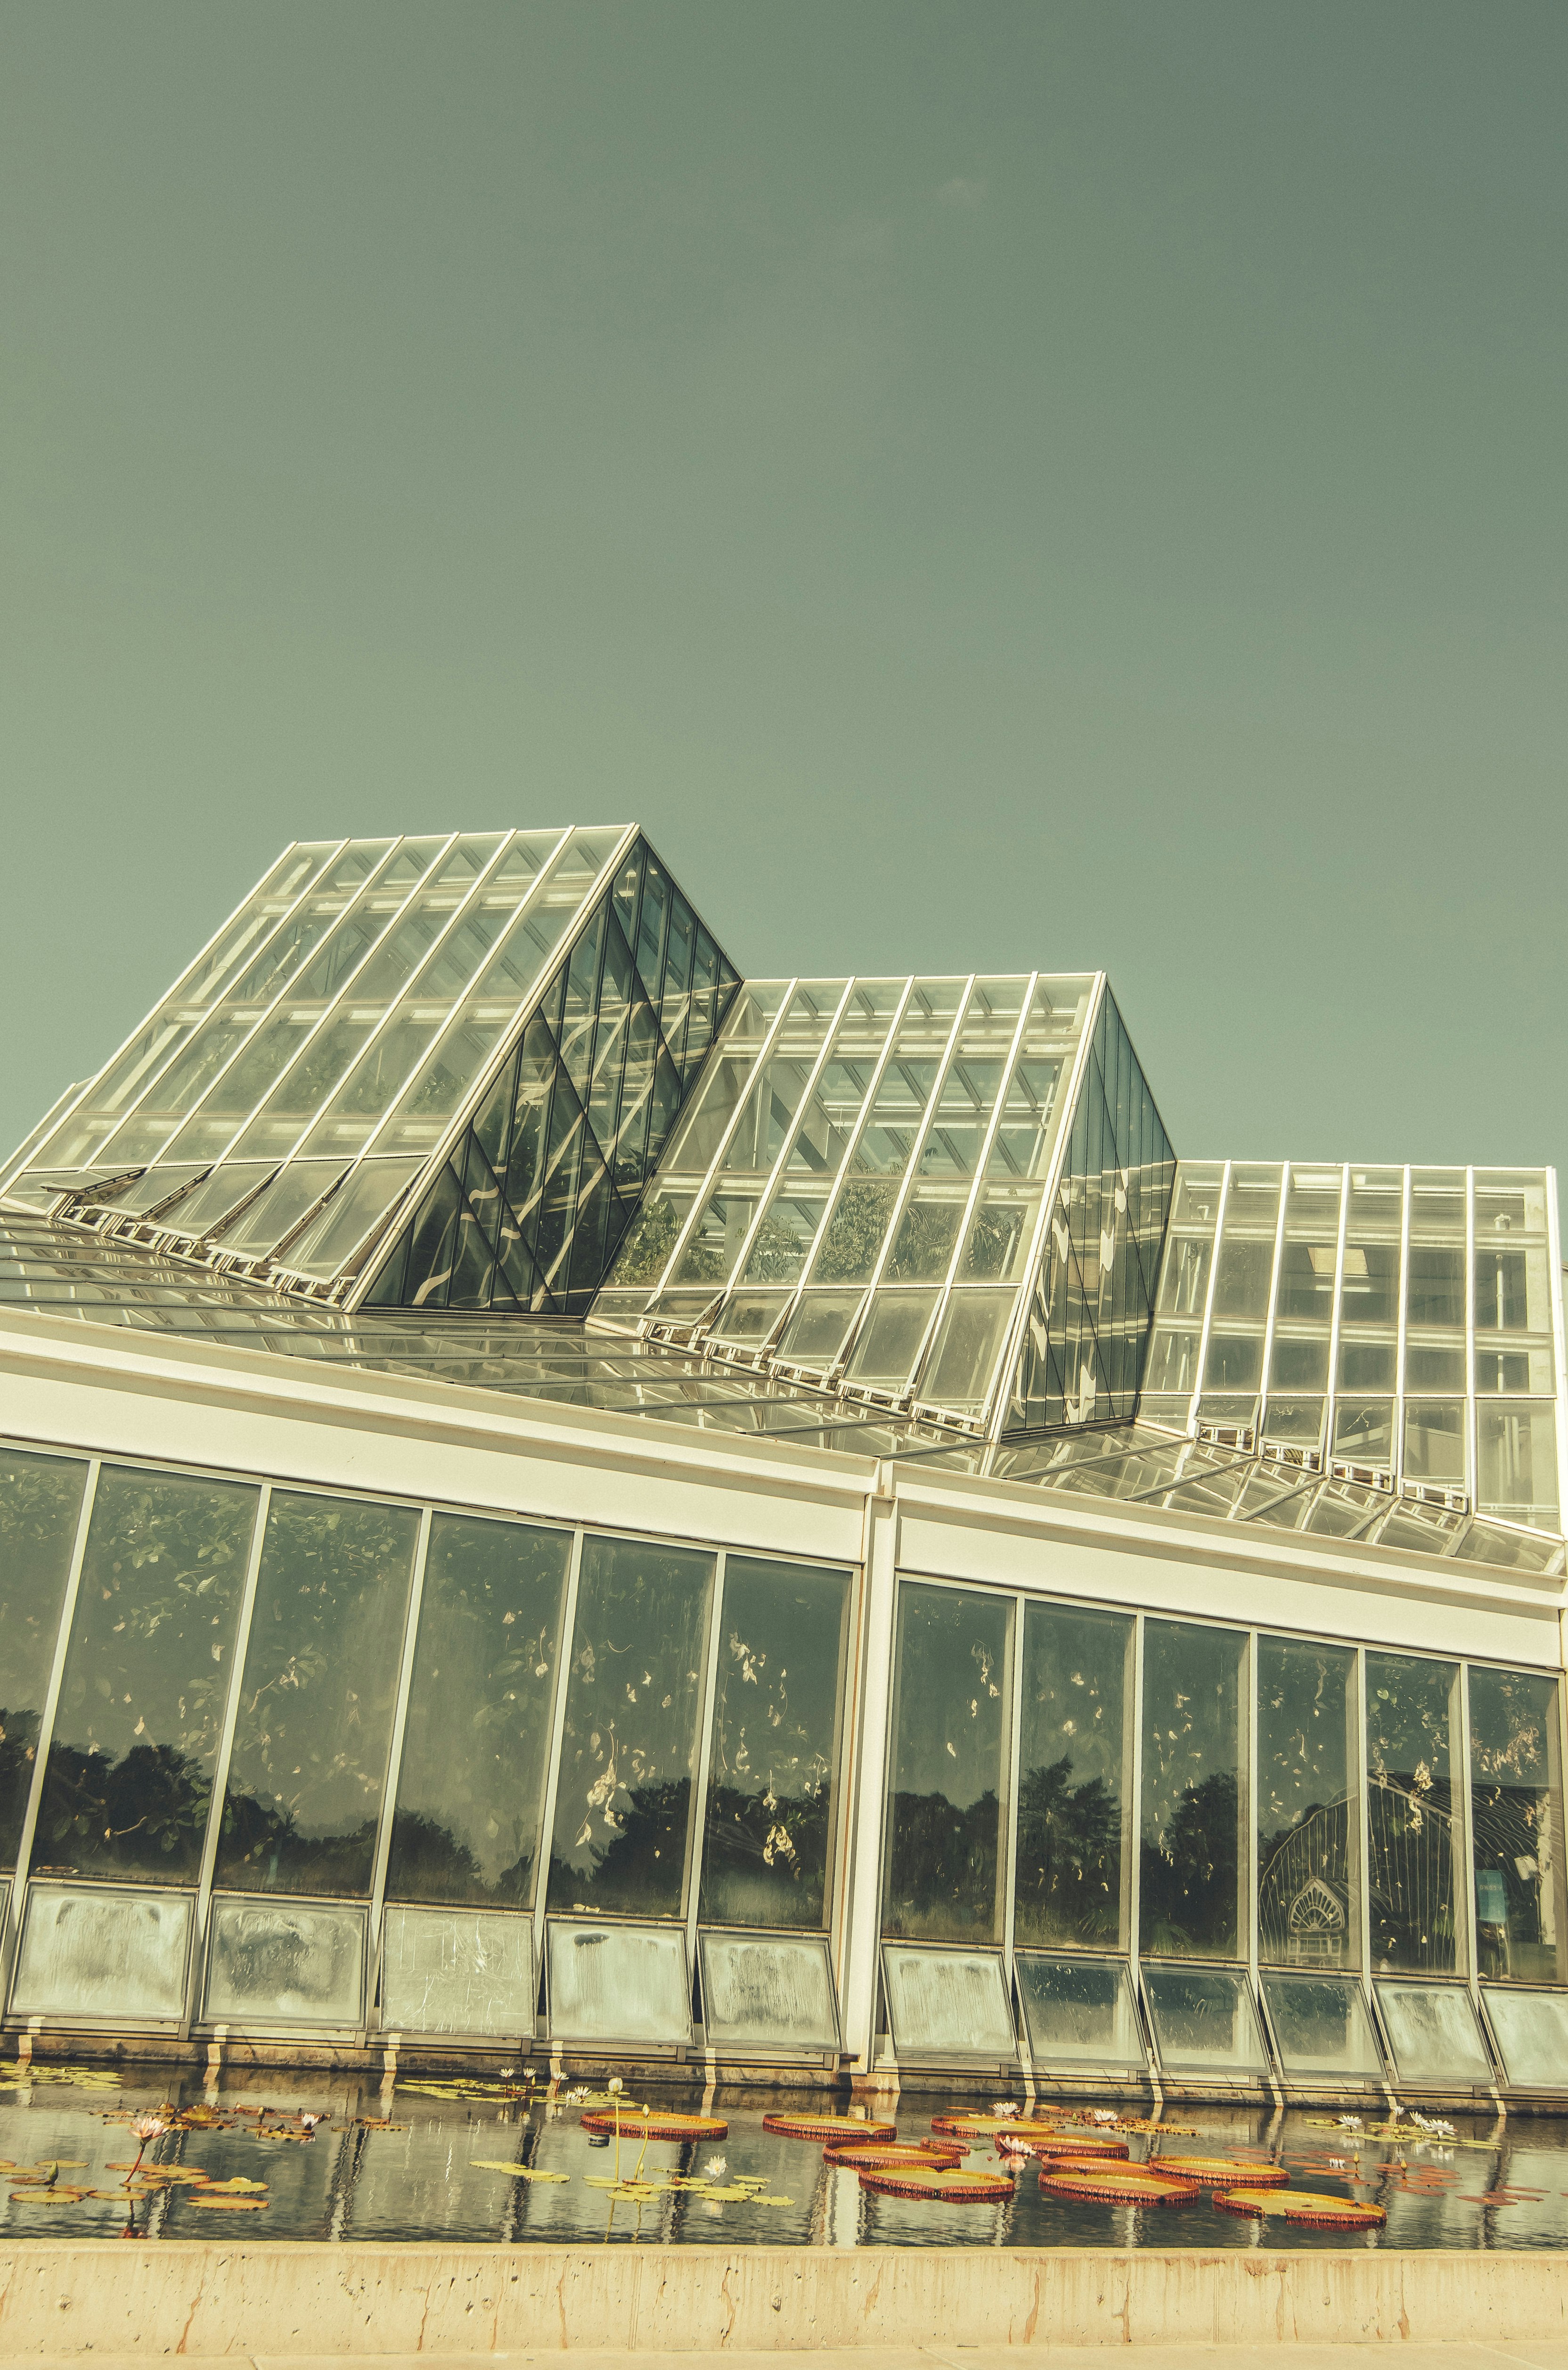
[1546,1167,1568,1532]
[1256,1161,1292,1445]
[1127,1610,1157,2089]
[642,981,803,1301]
[4,1458,100,1952]
[1323,1163,1352,1468]
[1393,1166,1413,1491]
[849,978,976,1363]
[1000,1588,1027,2011]
[1455,1660,1477,1992]
[530,1527,588,1981]
[188,1481,272,2013]
[1186,1160,1232,1435]
[365,1504,435,2030]
[838,1470,900,2072]
[684,1549,728,1996]
[1245,1628,1259,1994]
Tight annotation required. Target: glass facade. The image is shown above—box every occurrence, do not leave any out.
[882,1583,1012,1944]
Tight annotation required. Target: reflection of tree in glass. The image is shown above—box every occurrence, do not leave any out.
[386,1514,570,1907]
[36,1470,256,1882]
[814,1176,901,1283]
[612,1195,684,1284]
[216,1493,419,1898]
[744,1212,812,1283]
[1139,1622,1243,1959]
[1013,1606,1128,1949]
[0,1449,88,1862]
[1365,1653,1458,1973]
[1468,1665,1564,1983]
[546,1539,713,1919]
[882,1584,1010,1942]
[701,1560,848,1929]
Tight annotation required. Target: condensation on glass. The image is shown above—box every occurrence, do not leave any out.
[34,1468,259,1886]
[379,1905,535,2037]
[1260,1970,1385,2081]
[1141,1962,1270,2075]
[698,1931,840,2051]
[215,1493,420,1897]
[880,1943,1017,2059]
[1481,1986,1568,2088]
[204,1898,367,2025]
[386,1513,572,1909]
[1139,1620,1247,1961]
[546,1537,714,1919]
[546,1919,691,2043]
[882,1582,1012,1944]
[1014,1952,1145,2070]
[1372,1978,1492,2086]
[0,1448,89,1864]
[700,1557,850,1931]
[10,1885,192,2020]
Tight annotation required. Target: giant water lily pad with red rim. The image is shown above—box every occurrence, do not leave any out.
[762,2112,897,2142]
[823,2140,966,2171]
[1152,2156,1289,2189]
[1035,2134,1130,2161]
[1215,2186,1385,2229]
[1040,2165,1200,2207]
[579,2109,728,2141]
[931,2114,1065,2143]
[858,2163,1014,2202]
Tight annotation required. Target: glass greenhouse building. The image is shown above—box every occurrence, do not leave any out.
[0,827,1564,2105]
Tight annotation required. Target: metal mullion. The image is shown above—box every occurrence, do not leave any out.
[1000,1587,1026,1984]
[984,975,1107,1441]
[1455,1659,1477,1992]
[93,845,354,1166]
[1546,1167,1568,1541]
[1352,1646,1372,1989]
[186,1480,270,2029]
[1255,1162,1292,1445]
[854,980,975,1304]
[1127,1610,1154,2078]
[641,981,802,1301]
[1245,1628,1258,1993]
[1465,1166,1479,1519]
[530,1527,588,1978]
[365,1505,435,2034]
[174,834,462,1174]
[756,978,918,1363]
[265,828,532,1176]
[1186,1159,1232,1434]
[684,1549,728,2006]
[0,844,347,1196]
[2,1458,100,1985]
[350,823,596,1184]
[694,978,858,1314]
[1322,1164,1352,1465]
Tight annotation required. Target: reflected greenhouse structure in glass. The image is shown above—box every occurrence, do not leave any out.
[0,826,1566,2108]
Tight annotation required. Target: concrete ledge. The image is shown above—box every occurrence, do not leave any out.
[0,2246,1565,2354]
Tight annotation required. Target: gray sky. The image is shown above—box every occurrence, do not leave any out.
[4,2,1564,1182]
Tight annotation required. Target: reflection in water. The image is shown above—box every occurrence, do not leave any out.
[1,2067,1568,2249]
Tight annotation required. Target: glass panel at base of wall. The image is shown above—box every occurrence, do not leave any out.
[545,1537,714,1919]
[547,1919,691,2043]
[204,1897,367,2025]
[385,1514,572,1908]
[0,1449,89,1862]
[698,1931,839,2051]
[881,1944,1017,2058]
[33,1469,258,1884]
[1257,1638,1358,1970]
[1260,1971,1385,2080]
[214,1494,420,1897]
[1373,1979,1492,2086]
[1014,1952,1145,2072]
[700,1558,849,1931]
[1139,1621,1246,1961]
[379,1905,535,2036]
[1013,1604,1130,1951]
[10,1885,192,2020]
[1467,1666,1567,1985]
[882,1582,1011,1944]
[1481,1986,1568,2088]
[1366,1654,1462,1975]
[1141,1964,1270,2074]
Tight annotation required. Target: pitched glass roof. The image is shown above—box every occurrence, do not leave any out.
[1,1208,1558,1577]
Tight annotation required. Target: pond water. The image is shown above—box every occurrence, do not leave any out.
[2,2066,1566,2250]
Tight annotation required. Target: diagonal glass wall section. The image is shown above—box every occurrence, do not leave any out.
[1005,985,1176,1435]
[361,836,739,1316]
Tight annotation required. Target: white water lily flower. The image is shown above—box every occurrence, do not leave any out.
[704,2155,728,2179]
[607,2077,624,2095]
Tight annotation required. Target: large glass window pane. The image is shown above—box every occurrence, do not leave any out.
[546,1536,714,1920]
[1366,1652,1462,1974]
[385,1515,572,1909]
[35,1468,257,1884]
[1481,1986,1568,2087]
[1478,1405,1560,1529]
[699,1557,850,1931]
[1014,1953,1144,2072]
[1261,1970,1385,2081]
[1013,1604,1130,1952]
[0,1450,90,1864]
[1141,1963,1270,2074]
[215,1493,420,1897]
[844,1289,938,1386]
[882,1582,1011,1944]
[1139,1620,1246,1961]
[1257,1639,1358,1968]
[1373,1978,1491,2084]
[920,1290,1013,1412]
[1468,1666,1567,1985]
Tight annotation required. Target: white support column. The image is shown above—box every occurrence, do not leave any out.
[837,1464,900,2077]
